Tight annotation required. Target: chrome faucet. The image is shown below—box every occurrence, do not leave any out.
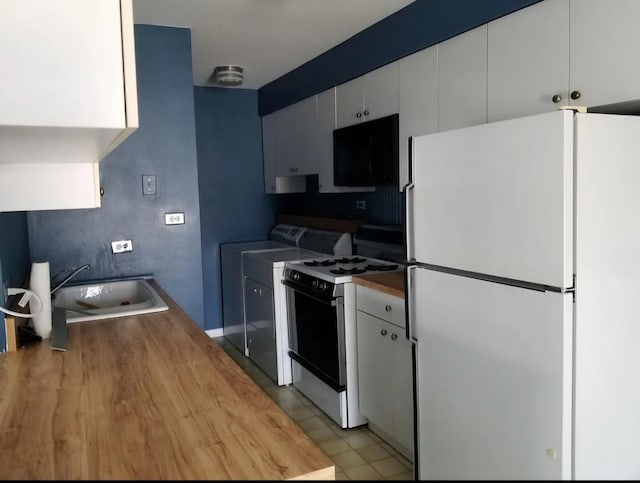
[50,264,91,295]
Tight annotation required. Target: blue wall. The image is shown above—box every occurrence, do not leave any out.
[27,25,205,327]
[0,212,30,351]
[194,86,278,330]
[259,0,540,114]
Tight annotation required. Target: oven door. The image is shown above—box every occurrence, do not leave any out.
[284,279,346,392]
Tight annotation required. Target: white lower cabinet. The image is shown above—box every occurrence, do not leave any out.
[356,285,413,461]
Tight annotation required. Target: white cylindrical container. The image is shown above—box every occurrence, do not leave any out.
[29,261,52,339]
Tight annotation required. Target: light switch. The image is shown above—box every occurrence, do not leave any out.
[142,175,157,195]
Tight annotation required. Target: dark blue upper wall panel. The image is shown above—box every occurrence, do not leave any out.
[194,86,277,330]
[259,0,540,115]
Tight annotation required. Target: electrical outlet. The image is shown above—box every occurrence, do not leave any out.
[164,212,185,225]
[356,200,366,210]
[111,239,133,254]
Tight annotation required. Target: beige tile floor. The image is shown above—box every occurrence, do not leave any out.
[214,337,414,480]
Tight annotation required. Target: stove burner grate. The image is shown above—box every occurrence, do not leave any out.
[334,256,367,264]
[304,259,337,267]
[330,267,367,275]
[364,263,399,272]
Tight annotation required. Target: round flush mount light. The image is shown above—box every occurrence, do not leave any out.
[210,65,244,87]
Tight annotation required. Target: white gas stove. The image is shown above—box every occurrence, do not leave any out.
[283,255,404,429]
[285,255,403,286]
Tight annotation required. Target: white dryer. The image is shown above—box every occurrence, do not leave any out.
[220,224,305,353]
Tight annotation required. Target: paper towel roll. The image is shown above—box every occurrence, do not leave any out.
[29,261,52,339]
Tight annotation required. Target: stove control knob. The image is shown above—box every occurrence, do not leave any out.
[292,272,301,281]
[318,281,327,292]
[312,279,319,289]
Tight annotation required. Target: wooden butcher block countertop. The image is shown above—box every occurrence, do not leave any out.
[352,271,405,298]
[0,280,334,480]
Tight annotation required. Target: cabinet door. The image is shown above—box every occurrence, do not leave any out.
[487,0,570,122]
[438,25,488,131]
[399,46,438,191]
[336,76,365,128]
[361,62,399,123]
[318,88,375,193]
[262,114,277,193]
[356,311,394,436]
[262,110,306,194]
[0,0,126,128]
[570,0,640,109]
[244,278,277,381]
[274,96,317,176]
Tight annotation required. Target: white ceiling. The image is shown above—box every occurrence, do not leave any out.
[132,0,415,89]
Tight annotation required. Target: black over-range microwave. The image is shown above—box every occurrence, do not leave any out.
[333,113,399,187]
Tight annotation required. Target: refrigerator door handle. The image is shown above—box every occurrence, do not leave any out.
[404,181,415,262]
[405,265,417,342]
[403,135,415,263]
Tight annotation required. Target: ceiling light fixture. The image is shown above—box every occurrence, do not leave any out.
[210,65,244,87]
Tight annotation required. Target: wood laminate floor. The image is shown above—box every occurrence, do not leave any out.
[214,337,414,481]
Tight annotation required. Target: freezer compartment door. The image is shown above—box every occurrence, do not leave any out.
[412,268,573,480]
[410,110,573,288]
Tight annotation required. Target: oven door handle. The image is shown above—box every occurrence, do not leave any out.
[282,279,336,306]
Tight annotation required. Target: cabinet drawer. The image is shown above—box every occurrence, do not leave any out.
[356,285,405,329]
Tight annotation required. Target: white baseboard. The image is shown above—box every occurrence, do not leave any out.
[205,328,223,338]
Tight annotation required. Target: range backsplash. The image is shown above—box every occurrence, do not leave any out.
[275,176,404,226]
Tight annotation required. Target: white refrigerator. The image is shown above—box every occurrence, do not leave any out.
[405,110,640,480]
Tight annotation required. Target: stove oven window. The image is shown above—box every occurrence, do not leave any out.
[288,290,345,390]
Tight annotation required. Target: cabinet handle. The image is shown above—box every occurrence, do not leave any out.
[289,167,298,173]
[391,333,398,341]
[570,90,581,100]
[363,109,369,116]
[253,288,262,296]
[380,329,388,336]
[270,185,275,191]
[356,112,362,118]
[385,305,392,312]
[552,94,562,104]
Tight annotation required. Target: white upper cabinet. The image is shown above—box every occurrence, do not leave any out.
[274,96,318,177]
[438,24,488,131]
[569,0,640,110]
[398,46,438,191]
[317,88,372,193]
[262,110,306,194]
[0,0,138,211]
[262,114,277,194]
[487,0,570,123]
[336,62,399,128]
[262,87,374,194]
